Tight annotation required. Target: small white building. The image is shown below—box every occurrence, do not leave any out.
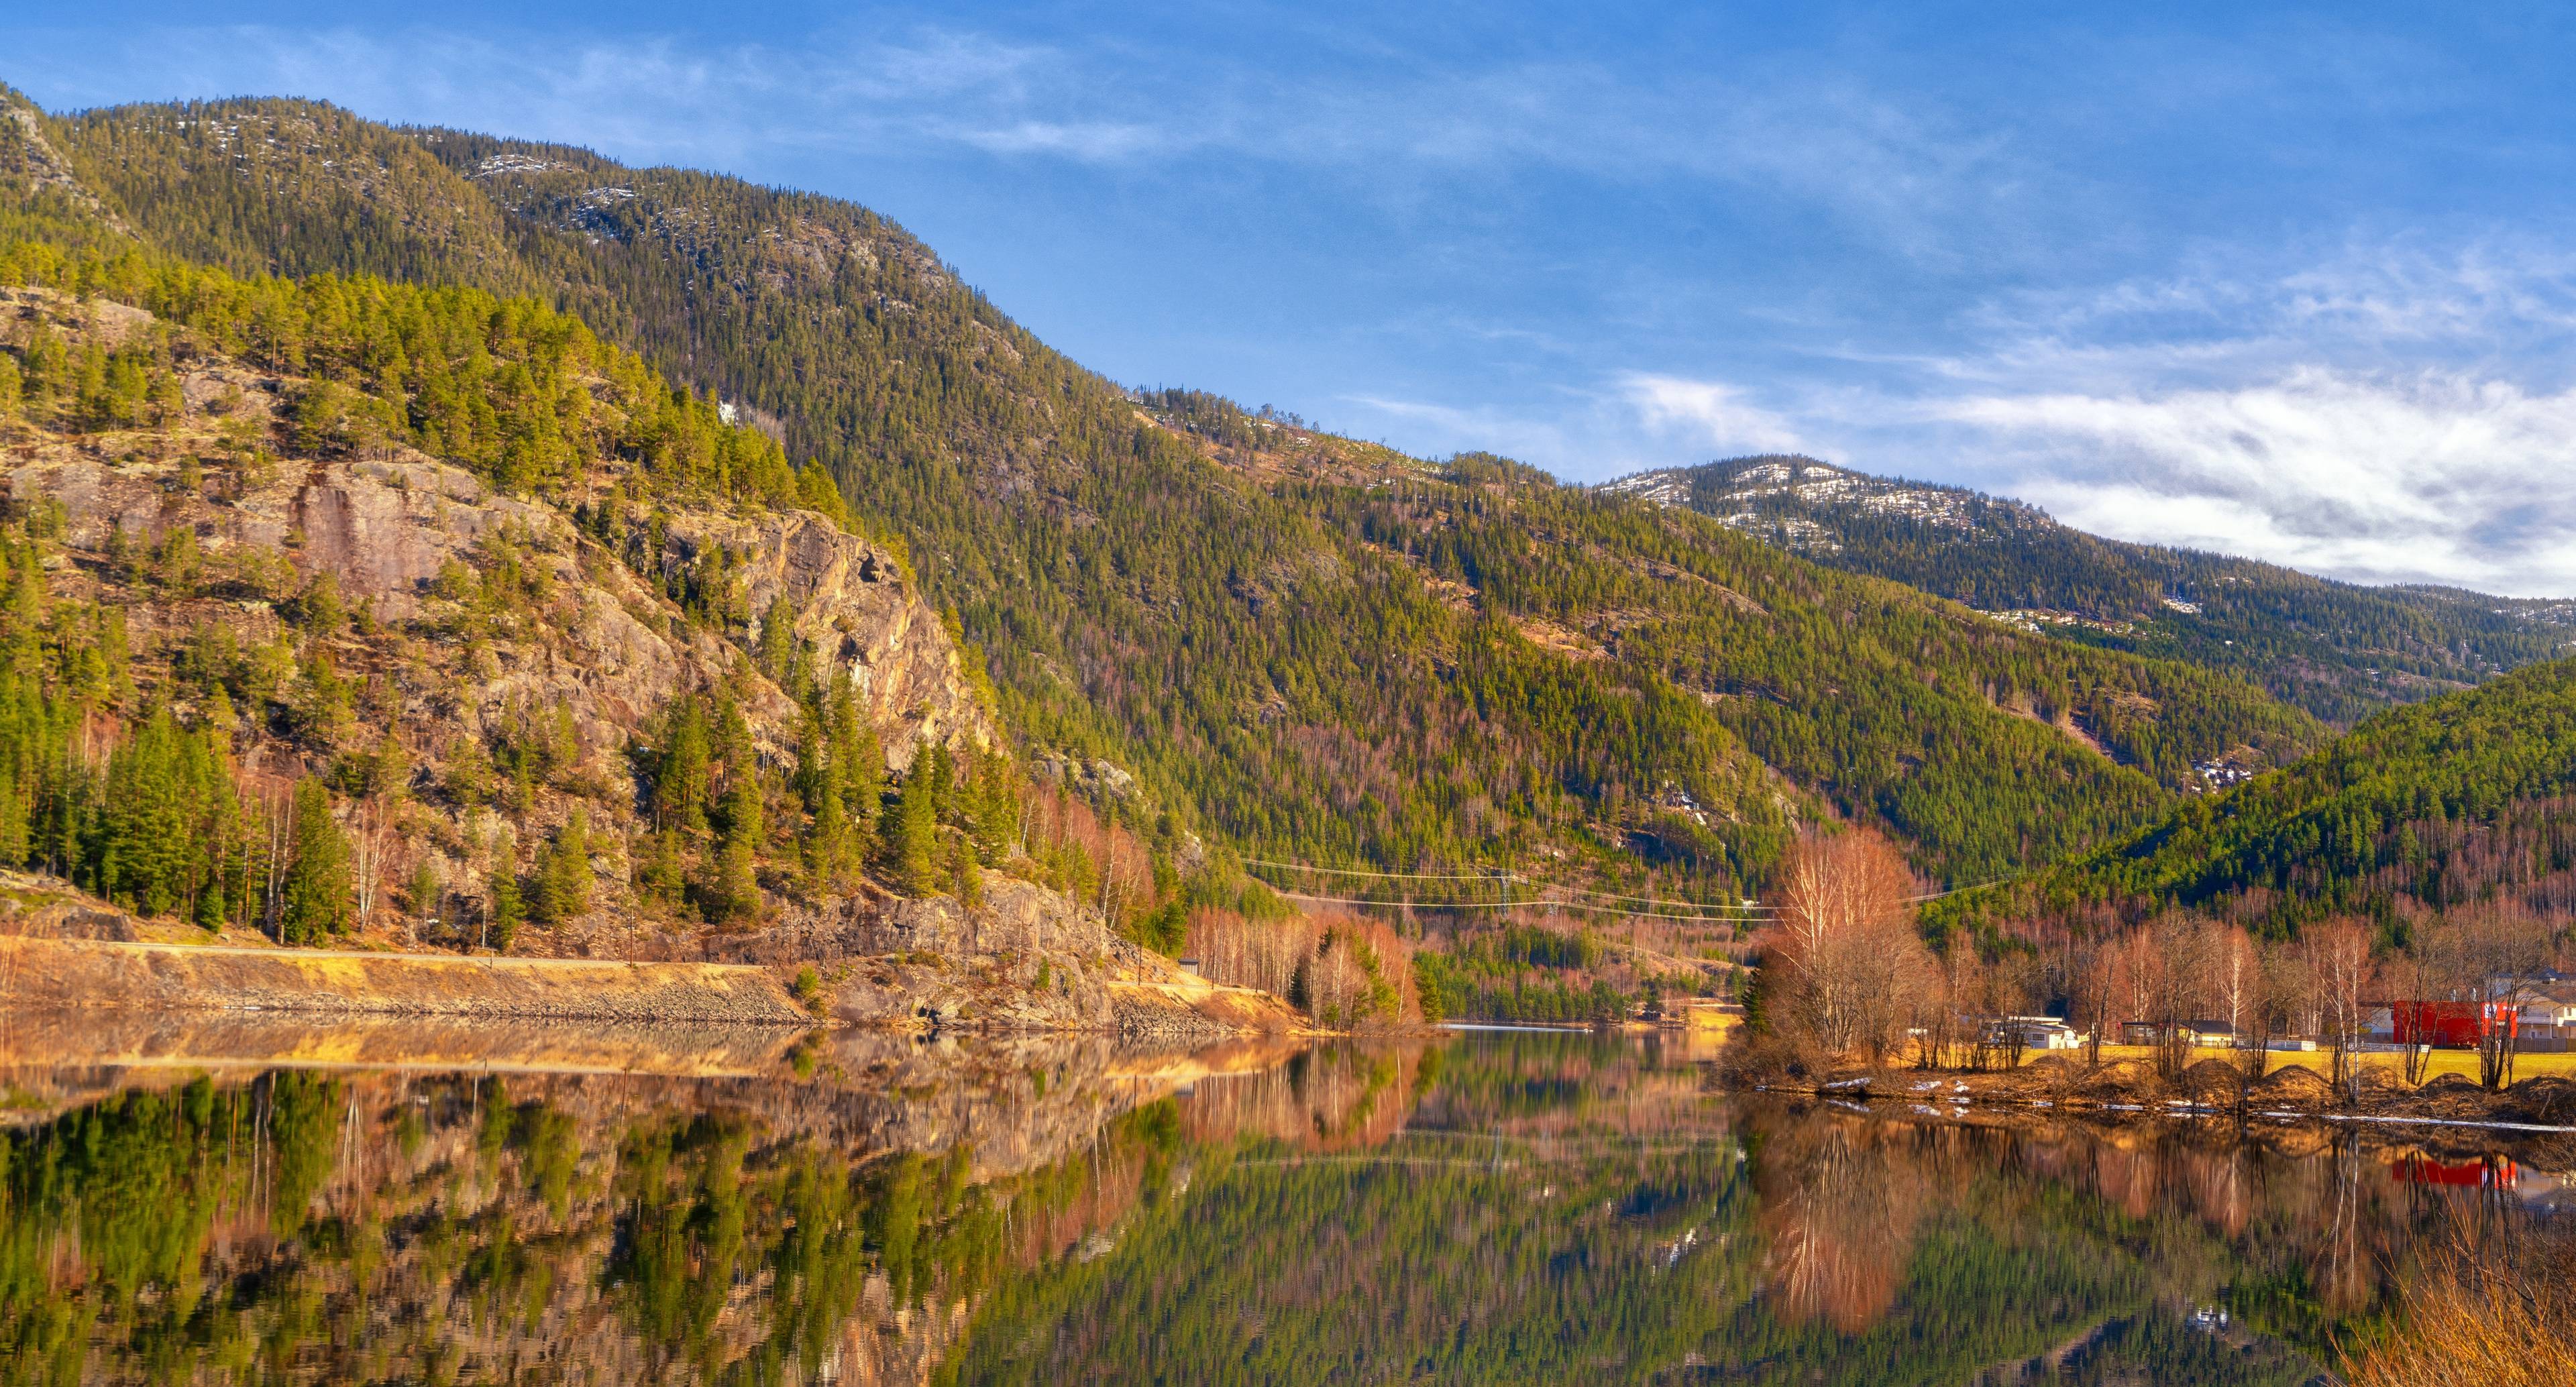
[1987,1015,2084,1050]
[2516,983,2576,1048]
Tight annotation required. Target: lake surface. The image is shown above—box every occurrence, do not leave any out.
[1,1021,2564,1384]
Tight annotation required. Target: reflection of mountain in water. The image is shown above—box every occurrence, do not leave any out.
[1,1028,2555,1384]
[0,1025,1414,1384]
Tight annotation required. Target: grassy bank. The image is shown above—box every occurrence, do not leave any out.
[2069,1044,2576,1083]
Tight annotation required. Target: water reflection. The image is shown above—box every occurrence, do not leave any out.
[1756,1120,1923,1332]
[1,1026,2565,1384]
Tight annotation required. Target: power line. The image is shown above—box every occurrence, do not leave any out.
[1911,881,2004,902]
[1240,858,1513,882]
[1249,857,2002,917]
[1246,858,1774,918]
[1269,889,1543,911]
[1267,887,1764,924]
[1532,883,1776,916]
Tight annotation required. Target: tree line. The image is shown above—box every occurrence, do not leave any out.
[1671,454,2573,726]
[1753,826,2569,1100]
[27,97,2343,903]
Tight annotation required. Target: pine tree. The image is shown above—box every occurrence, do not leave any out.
[714,697,755,793]
[948,833,982,910]
[657,698,710,834]
[832,677,883,846]
[639,826,688,911]
[757,596,796,684]
[536,809,592,922]
[967,748,1018,862]
[713,779,762,923]
[408,854,443,925]
[486,824,521,951]
[290,572,345,636]
[888,771,938,897]
[806,772,853,894]
[278,779,352,944]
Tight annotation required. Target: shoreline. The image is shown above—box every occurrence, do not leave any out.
[1725,1052,2576,1161]
[0,934,1310,1038]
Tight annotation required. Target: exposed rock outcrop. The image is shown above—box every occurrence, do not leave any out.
[667,508,989,769]
[0,284,1302,1040]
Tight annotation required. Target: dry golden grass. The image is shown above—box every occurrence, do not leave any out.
[2345,1266,2576,1387]
[2056,1044,2576,1082]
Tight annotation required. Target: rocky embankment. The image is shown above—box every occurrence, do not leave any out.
[0,870,1304,1037]
[1738,1052,2576,1164]
[0,935,812,1023]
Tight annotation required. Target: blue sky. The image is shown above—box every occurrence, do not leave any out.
[12,3,2576,592]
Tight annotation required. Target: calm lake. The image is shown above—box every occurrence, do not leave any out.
[2,1021,2563,1384]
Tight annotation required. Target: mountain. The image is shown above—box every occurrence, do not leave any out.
[1132,397,2324,889]
[3,86,2334,906]
[0,229,1352,1033]
[1933,653,2576,936]
[1611,455,2576,726]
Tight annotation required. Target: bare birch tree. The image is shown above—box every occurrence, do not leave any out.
[1762,830,1929,1065]
[2306,918,2373,1107]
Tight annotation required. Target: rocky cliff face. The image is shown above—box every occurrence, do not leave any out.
[0,286,1069,991]
[664,508,988,770]
[0,280,1305,1039]
[3,286,981,777]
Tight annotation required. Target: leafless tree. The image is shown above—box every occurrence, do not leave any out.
[2133,913,2215,1083]
[2449,906,2554,1091]
[2229,932,2294,1117]
[1762,829,1929,1065]
[350,793,390,928]
[1990,950,2042,1070]
[2306,918,2373,1106]
[1911,941,1974,1070]
[2214,924,2258,1047]
[2070,932,2123,1070]
[2386,911,2451,1086]
[2210,924,2276,1112]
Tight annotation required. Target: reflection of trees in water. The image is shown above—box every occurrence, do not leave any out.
[1756,1117,1926,1332]
[0,1041,1432,1384]
[1181,1044,1426,1153]
[1727,1100,2541,1373]
[2312,1135,2374,1320]
[4,1038,2552,1384]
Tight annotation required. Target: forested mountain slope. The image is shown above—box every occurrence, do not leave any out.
[1937,653,2576,936]
[7,87,2332,895]
[0,238,1263,1025]
[1615,456,2576,726]
[1142,397,2324,886]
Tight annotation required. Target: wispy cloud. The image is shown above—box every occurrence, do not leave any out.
[1618,374,1812,456]
[9,21,2032,261]
[1605,241,2576,595]
[1945,368,2576,592]
[20,18,2576,594]
[1903,243,2576,594]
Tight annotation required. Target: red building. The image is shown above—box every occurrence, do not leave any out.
[2392,1154,2518,1188]
[2391,1000,2518,1048]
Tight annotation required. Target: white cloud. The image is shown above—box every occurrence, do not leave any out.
[1943,368,2576,594]
[1619,374,1812,456]
[25,21,2576,595]
[943,119,1172,160]
[9,22,2031,262]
